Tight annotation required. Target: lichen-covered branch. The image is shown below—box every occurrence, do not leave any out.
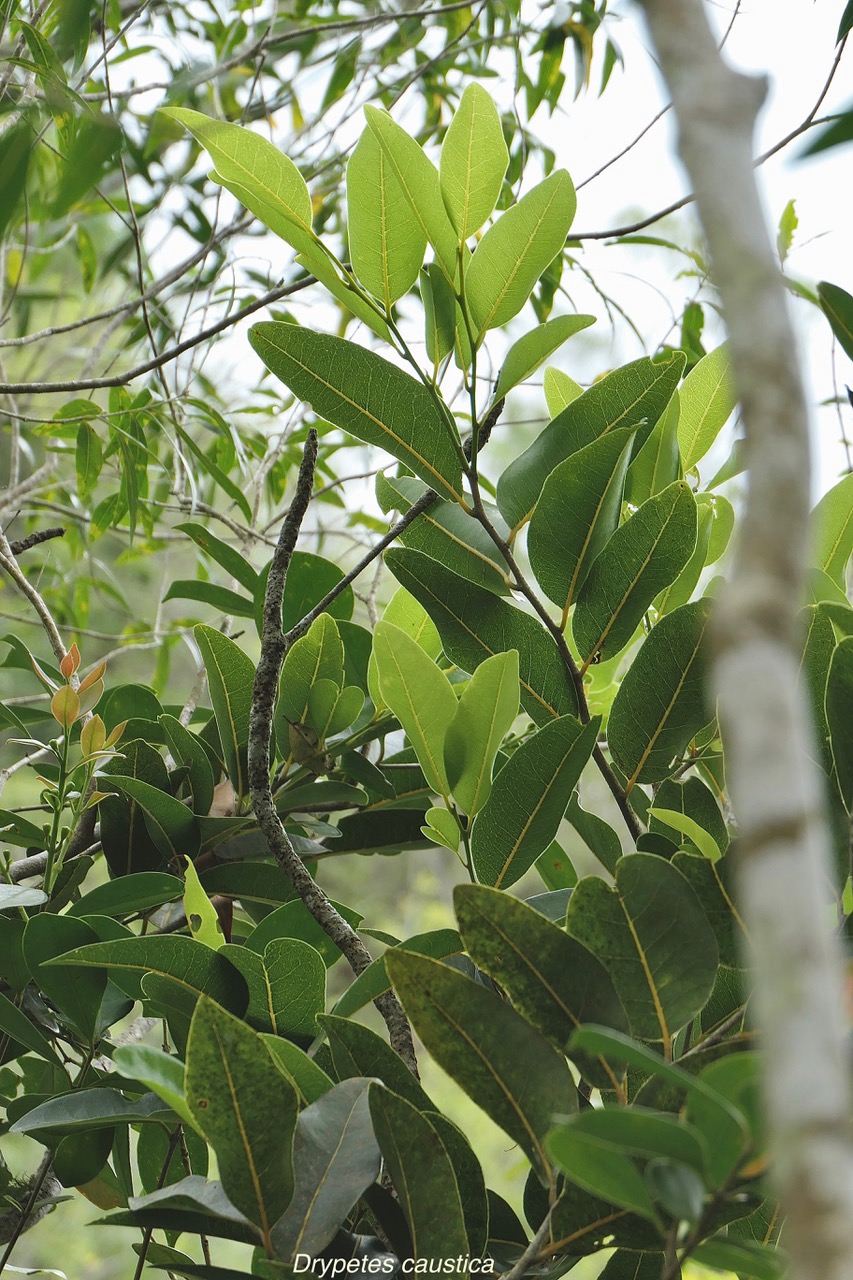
[248,430,419,1077]
[640,2,853,1275]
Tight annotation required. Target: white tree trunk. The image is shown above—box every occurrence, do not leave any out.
[640,2,853,1275]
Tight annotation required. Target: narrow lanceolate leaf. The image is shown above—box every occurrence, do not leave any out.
[373,621,457,796]
[194,624,255,802]
[466,171,576,339]
[186,998,298,1245]
[527,428,635,617]
[440,83,508,239]
[827,637,853,810]
[494,314,596,401]
[161,108,313,256]
[444,651,519,816]
[249,324,462,500]
[364,106,458,281]
[497,353,685,532]
[454,886,628,1091]
[347,127,427,308]
[566,855,719,1045]
[811,471,853,587]
[573,482,698,668]
[470,715,599,888]
[386,548,578,724]
[607,599,712,789]
[272,1079,381,1262]
[676,343,735,470]
[386,950,577,1183]
[818,280,853,362]
[369,1085,469,1260]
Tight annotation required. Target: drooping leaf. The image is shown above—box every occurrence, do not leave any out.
[249,324,462,500]
[439,83,508,239]
[573,482,698,668]
[566,854,719,1045]
[607,598,712,788]
[470,715,599,887]
[347,127,427,309]
[444,651,519,816]
[108,1175,261,1245]
[386,950,577,1183]
[677,344,735,470]
[385,548,578,724]
[373,621,457,796]
[494,315,596,401]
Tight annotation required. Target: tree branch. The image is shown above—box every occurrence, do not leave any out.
[248,431,419,1077]
[641,4,853,1277]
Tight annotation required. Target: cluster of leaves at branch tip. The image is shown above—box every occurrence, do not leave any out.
[2,41,852,1280]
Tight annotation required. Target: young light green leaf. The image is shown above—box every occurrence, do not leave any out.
[811,471,853,587]
[494,314,596,401]
[347,127,427,309]
[422,805,460,852]
[194,624,256,802]
[647,807,721,862]
[421,263,456,367]
[373,620,457,795]
[608,599,712,789]
[677,344,735,471]
[161,108,313,256]
[528,427,636,617]
[249,324,462,500]
[112,1044,202,1136]
[297,242,393,343]
[385,548,578,724]
[572,482,698,668]
[444,651,519,816]
[439,83,508,240]
[471,715,599,887]
[276,614,344,729]
[183,857,224,948]
[185,997,298,1245]
[366,586,441,711]
[363,106,458,281]
[543,366,583,417]
[624,390,681,507]
[386,950,577,1183]
[466,171,576,339]
[567,854,718,1046]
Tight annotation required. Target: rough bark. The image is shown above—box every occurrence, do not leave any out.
[641,2,853,1274]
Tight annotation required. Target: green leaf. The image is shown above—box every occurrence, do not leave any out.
[543,366,582,416]
[159,715,215,816]
[175,425,253,523]
[164,580,255,617]
[272,1079,381,1261]
[185,997,298,1242]
[817,281,853,362]
[347,127,427,309]
[52,113,122,215]
[424,1112,488,1257]
[112,1044,201,1136]
[331,929,463,1019]
[607,598,712,788]
[624,391,681,507]
[647,807,721,862]
[0,119,34,243]
[692,1238,784,1280]
[573,482,698,668]
[528,427,636,616]
[677,344,735,470]
[386,950,577,1182]
[367,586,441,711]
[10,1089,173,1134]
[262,1037,334,1107]
[839,0,853,41]
[280,551,354,631]
[194,624,255,802]
[0,987,65,1067]
[110,1175,261,1245]
[183,858,224,948]
[50,936,248,1014]
[263,940,326,1039]
[161,108,313,256]
[471,715,599,887]
[297,243,393,344]
[559,1107,707,1174]
[466,171,576,339]
[369,1084,469,1259]
[363,106,458,281]
[175,523,259,595]
[444,651,519,816]
[244,899,363,970]
[498,353,685,532]
[566,854,719,1044]
[275,613,344,737]
[373,620,457,795]
[421,263,456,366]
[101,776,200,860]
[546,1125,659,1224]
[422,805,460,852]
[827,637,853,809]
[812,471,853,587]
[75,423,102,498]
[454,885,628,1091]
[0,884,47,910]
[494,314,596,401]
[24,914,107,1041]
[67,872,183,920]
[671,852,746,969]
[249,324,462,500]
[385,548,578,724]
[98,738,169,877]
[319,1014,435,1114]
[440,83,508,239]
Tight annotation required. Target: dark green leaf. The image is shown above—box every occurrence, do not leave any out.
[319,1013,434,1113]
[827,637,853,809]
[194,624,255,802]
[11,1089,172,1134]
[101,775,199,861]
[818,281,853,362]
[24,914,107,1041]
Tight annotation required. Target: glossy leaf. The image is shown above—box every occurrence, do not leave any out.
[528,427,636,615]
[566,854,718,1044]
[185,997,298,1242]
[67,872,183,919]
[607,599,713,788]
[385,548,578,724]
[494,315,595,401]
[466,171,576,338]
[262,1037,334,1107]
[194,624,255,801]
[367,586,441,710]
[159,715,215,816]
[347,127,427,308]
[331,928,463,1019]
[10,1089,173,1134]
[573,482,698,668]
[250,324,462,500]
[471,714,599,887]
[272,1078,381,1261]
[677,344,735,470]
[444,651,519,816]
[276,613,344,732]
[386,950,577,1182]
[440,83,508,239]
[546,1125,659,1224]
